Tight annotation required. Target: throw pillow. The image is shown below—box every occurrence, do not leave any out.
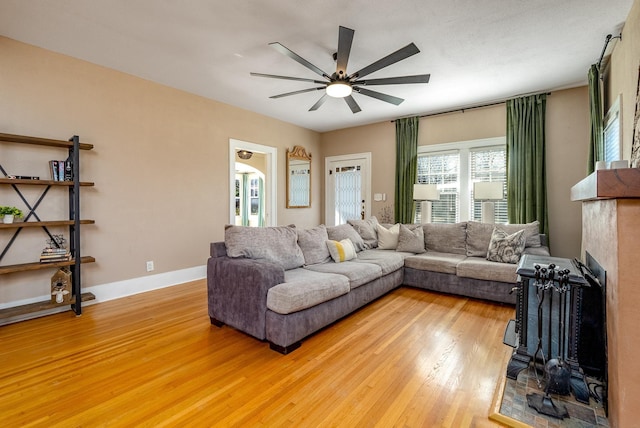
[326,224,366,252]
[225,225,305,270]
[396,224,426,253]
[297,225,331,265]
[347,216,379,249]
[326,239,357,263]
[486,228,526,264]
[467,221,542,256]
[376,223,400,250]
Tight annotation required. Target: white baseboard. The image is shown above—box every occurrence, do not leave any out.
[84,265,206,304]
[0,265,206,310]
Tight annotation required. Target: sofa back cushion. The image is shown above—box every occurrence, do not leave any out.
[466,221,541,257]
[347,216,379,249]
[326,224,366,252]
[225,225,305,270]
[297,225,332,265]
[423,222,467,255]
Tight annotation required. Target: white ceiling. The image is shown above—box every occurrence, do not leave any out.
[0,0,633,132]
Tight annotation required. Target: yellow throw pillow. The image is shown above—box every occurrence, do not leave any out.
[326,239,357,263]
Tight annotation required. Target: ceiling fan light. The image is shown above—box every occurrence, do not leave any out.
[326,82,352,98]
[237,150,253,160]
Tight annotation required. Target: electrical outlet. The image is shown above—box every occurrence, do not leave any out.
[146,261,154,272]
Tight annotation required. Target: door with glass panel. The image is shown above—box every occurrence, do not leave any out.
[325,154,371,226]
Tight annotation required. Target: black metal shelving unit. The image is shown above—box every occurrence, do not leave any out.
[0,133,96,323]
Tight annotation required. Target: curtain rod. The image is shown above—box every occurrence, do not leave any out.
[391,92,551,122]
[597,33,622,70]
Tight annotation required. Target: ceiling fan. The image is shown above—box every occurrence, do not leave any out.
[251,26,430,113]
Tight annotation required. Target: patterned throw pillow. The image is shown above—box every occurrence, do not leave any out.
[486,228,526,264]
[326,239,357,263]
[396,224,426,254]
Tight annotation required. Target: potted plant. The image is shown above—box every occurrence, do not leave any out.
[0,206,24,224]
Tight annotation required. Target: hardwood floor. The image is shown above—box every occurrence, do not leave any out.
[0,280,513,427]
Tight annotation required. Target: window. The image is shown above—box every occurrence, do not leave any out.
[415,137,507,223]
[250,178,259,215]
[603,96,621,163]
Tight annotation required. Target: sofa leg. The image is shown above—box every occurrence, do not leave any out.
[269,341,301,354]
[210,317,224,327]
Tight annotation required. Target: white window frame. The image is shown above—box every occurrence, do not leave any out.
[417,137,506,222]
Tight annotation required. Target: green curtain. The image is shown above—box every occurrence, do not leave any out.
[241,173,250,226]
[587,64,604,174]
[258,177,265,227]
[506,94,548,237]
[394,116,419,223]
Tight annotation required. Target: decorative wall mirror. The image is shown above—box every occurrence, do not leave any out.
[286,145,312,208]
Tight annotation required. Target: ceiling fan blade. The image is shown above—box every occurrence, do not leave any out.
[309,94,328,111]
[336,26,355,78]
[354,74,430,86]
[344,95,362,113]
[251,72,328,85]
[349,43,420,80]
[354,87,404,105]
[269,42,331,79]
[270,87,325,99]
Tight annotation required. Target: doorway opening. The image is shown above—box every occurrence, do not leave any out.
[229,139,277,227]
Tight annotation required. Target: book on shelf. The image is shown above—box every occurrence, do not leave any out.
[48,160,73,181]
[6,175,40,180]
[39,248,71,263]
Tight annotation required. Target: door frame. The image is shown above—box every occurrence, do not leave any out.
[324,152,372,226]
[229,139,277,226]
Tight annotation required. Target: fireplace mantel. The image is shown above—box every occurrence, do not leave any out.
[571,168,640,201]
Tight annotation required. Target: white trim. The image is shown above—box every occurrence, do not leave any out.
[324,152,372,226]
[0,266,206,325]
[229,139,277,226]
[84,265,206,303]
[418,136,506,154]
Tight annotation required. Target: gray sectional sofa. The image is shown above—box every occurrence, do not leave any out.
[207,219,549,353]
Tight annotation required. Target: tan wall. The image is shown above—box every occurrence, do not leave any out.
[321,90,588,258]
[0,36,321,304]
[606,0,640,160]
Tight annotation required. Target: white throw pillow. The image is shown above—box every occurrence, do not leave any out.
[376,223,400,250]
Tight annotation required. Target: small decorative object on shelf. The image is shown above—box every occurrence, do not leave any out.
[50,268,72,304]
[0,206,24,224]
[40,235,71,263]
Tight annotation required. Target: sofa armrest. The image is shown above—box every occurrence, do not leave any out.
[207,254,285,340]
[210,241,227,258]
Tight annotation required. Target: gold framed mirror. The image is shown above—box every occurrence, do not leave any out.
[286,145,311,208]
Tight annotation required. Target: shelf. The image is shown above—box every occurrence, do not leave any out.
[0,132,93,150]
[0,220,95,229]
[571,169,640,201]
[0,256,96,275]
[0,292,96,322]
[0,178,95,186]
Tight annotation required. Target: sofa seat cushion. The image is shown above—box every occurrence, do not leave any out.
[305,261,382,290]
[456,257,518,284]
[266,269,350,315]
[353,249,406,275]
[404,252,467,275]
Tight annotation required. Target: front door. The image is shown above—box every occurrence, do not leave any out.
[325,153,371,226]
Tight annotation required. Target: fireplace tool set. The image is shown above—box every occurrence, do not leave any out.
[504,255,591,420]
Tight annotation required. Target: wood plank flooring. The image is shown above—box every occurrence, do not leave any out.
[0,280,513,427]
